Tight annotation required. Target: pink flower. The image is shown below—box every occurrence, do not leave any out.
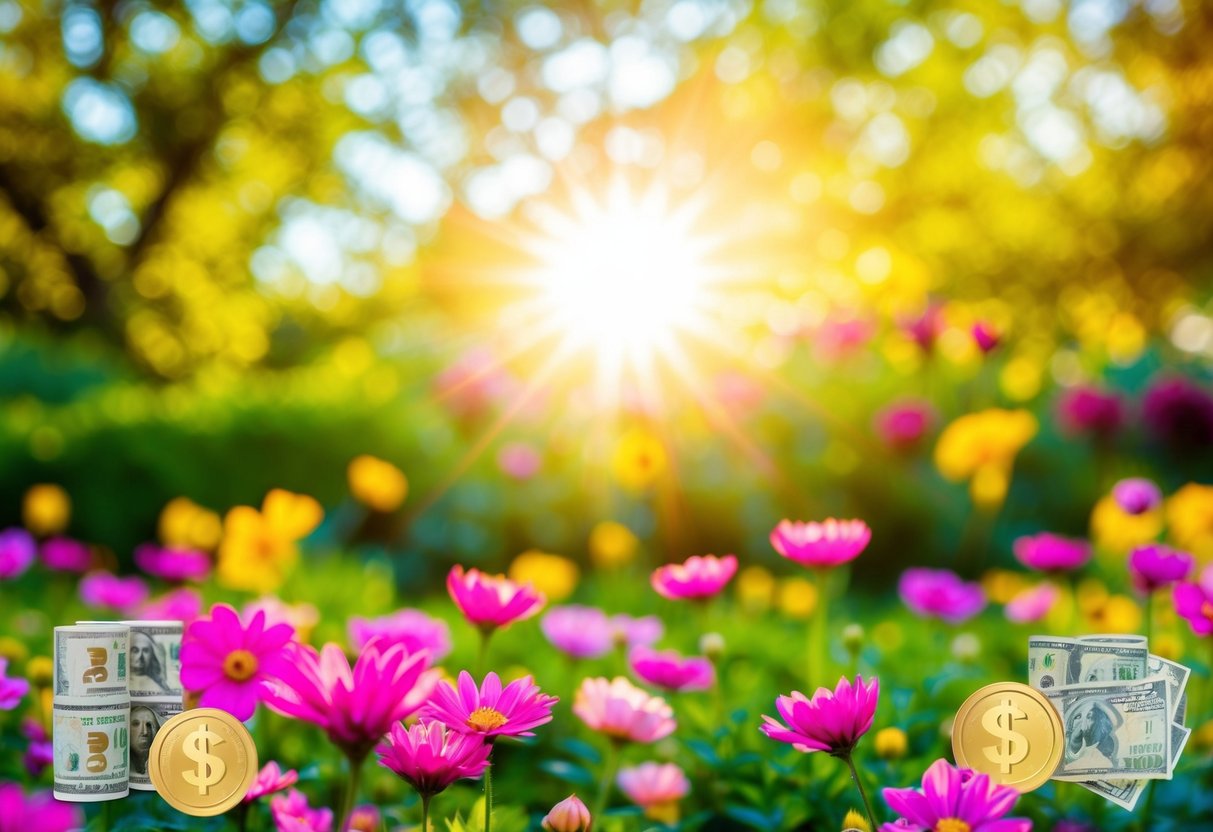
[899,305,944,353]
[542,606,613,659]
[899,569,986,624]
[1056,386,1125,437]
[377,720,491,797]
[40,537,91,572]
[498,442,542,480]
[346,805,381,832]
[573,676,676,743]
[1013,532,1091,572]
[137,587,203,623]
[1129,544,1194,594]
[1111,478,1162,516]
[349,608,452,661]
[650,554,737,601]
[270,789,333,832]
[1004,583,1060,624]
[423,671,558,738]
[180,603,296,721]
[770,519,871,569]
[133,544,211,582]
[447,565,546,631]
[617,762,690,809]
[1173,564,1213,637]
[972,321,1000,354]
[265,638,438,760]
[542,794,592,832]
[0,529,35,580]
[609,614,663,649]
[79,571,149,613]
[760,675,879,756]
[0,783,83,832]
[874,400,934,452]
[21,719,52,777]
[243,597,319,639]
[0,660,29,711]
[244,761,300,802]
[629,646,715,692]
[814,313,876,361]
[1142,375,1213,450]
[881,758,1030,832]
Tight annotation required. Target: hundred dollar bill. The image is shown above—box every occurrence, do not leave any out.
[1078,721,1191,811]
[1028,636,1147,689]
[54,625,129,699]
[1079,634,1148,648]
[122,620,183,699]
[129,697,184,790]
[1045,677,1172,782]
[53,698,130,802]
[1146,654,1190,724]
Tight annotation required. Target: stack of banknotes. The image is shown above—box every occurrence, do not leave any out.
[53,620,184,801]
[1028,634,1192,811]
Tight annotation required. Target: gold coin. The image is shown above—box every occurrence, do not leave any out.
[952,681,1064,792]
[148,707,258,816]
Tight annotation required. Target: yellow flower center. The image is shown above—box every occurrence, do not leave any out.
[935,820,971,832]
[466,707,508,732]
[223,649,259,682]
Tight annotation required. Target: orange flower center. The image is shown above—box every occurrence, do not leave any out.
[223,649,259,682]
[466,706,509,732]
[936,820,971,832]
[1202,601,1213,621]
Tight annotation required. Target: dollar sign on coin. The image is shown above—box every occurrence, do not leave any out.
[148,708,257,816]
[981,697,1029,774]
[952,682,1064,792]
[182,724,227,796]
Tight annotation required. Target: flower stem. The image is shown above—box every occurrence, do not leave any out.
[1144,591,1154,644]
[484,757,493,832]
[339,752,366,832]
[477,628,495,676]
[810,568,831,687]
[421,793,431,832]
[842,752,879,832]
[592,740,621,823]
[235,801,250,832]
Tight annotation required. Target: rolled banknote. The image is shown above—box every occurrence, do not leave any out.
[1078,721,1192,811]
[53,697,130,802]
[54,625,129,699]
[1028,636,1147,689]
[1044,677,1172,782]
[122,621,183,699]
[129,697,184,790]
[1146,654,1190,724]
[1078,635,1148,648]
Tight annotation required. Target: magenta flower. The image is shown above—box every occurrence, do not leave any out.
[650,554,738,601]
[814,313,876,362]
[542,606,613,659]
[899,305,944,353]
[770,519,872,569]
[21,719,52,777]
[137,587,203,623]
[346,805,381,832]
[1142,375,1213,450]
[1111,478,1162,516]
[1013,532,1091,572]
[348,608,452,661]
[79,571,149,613]
[542,794,592,832]
[618,762,690,810]
[573,676,675,743]
[0,659,30,711]
[761,675,879,756]
[0,529,35,580]
[1056,385,1126,437]
[899,569,986,625]
[881,758,1030,832]
[1004,583,1060,624]
[0,783,83,832]
[498,442,542,480]
[378,720,491,796]
[270,789,333,832]
[971,321,1000,354]
[629,646,715,692]
[244,761,300,803]
[609,614,664,649]
[1129,544,1194,594]
[133,544,211,582]
[39,536,91,572]
[874,400,934,452]
[1173,564,1213,637]
[180,603,296,721]
[447,565,545,631]
[423,671,557,738]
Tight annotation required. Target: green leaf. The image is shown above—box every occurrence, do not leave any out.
[539,759,597,786]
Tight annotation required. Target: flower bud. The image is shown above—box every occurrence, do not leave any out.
[950,633,980,663]
[542,794,591,832]
[841,623,864,655]
[699,632,725,661]
[874,727,908,761]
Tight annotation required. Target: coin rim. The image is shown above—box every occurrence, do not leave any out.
[148,707,259,817]
[951,681,1064,793]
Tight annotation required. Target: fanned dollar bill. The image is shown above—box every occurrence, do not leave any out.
[54,625,129,698]
[53,698,130,802]
[129,697,184,790]
[1077,721,1191,811]
[1044,677,1172,782]
[1028,636,1148,689]
[1146,654,1190,724]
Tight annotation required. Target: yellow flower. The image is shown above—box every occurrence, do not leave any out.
[1167,483,1213,562]
[347,455,408,513]
[1192,720,1213,754]
[934,411,1037,500]
[981,569,1028,605]
[874,727,908,761]
[1090,496,1162,554]
[26,656,53,688]
[159,497,223,551]
[611,429,666,491]
[1151,633,1182,662]
[0,637,28,664]
[1084,594,1142,634]
[509,550,579,602]
[777,576,818,620]
[217,489,323,593]
[841,808,872,831]
[589,521,638,568]
[736,565,776,612]
[644,801,680,824]
[23,484,70,536]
